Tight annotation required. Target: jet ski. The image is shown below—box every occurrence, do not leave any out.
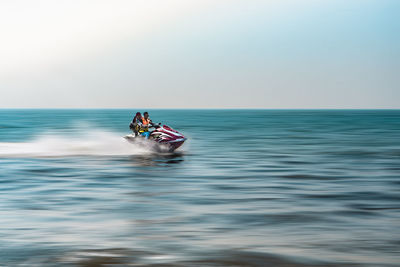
[124,124,186,152]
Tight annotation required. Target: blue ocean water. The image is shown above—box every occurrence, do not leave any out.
[0,109,399,266]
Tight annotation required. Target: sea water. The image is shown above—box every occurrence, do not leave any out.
[0,109,399,266]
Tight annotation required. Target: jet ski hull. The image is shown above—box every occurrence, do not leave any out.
[124,124,186,152]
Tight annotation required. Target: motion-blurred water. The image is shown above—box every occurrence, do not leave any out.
[0,109,399,266]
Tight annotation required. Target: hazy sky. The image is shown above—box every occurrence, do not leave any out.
[0,0,399,108]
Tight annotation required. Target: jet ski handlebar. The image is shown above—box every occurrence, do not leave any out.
[149,123,161,129]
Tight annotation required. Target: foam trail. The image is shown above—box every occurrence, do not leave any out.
[0,130,154,158]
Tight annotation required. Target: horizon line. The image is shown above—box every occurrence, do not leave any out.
[0,108,399,110]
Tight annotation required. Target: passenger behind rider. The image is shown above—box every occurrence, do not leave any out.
[139,112,153,139]
[129,112,142,137]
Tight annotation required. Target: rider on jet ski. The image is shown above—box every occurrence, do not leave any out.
[138,112,154,139]
[129,112,142,137]
[125,112,186,151]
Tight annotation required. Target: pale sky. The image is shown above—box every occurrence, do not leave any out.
[0,0,399,108]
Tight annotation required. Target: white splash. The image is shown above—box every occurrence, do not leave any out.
[0,130,154,158]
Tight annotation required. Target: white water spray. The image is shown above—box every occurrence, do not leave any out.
[0,130,155,158]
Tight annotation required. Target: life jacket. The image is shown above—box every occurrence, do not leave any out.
[142,118,150,126]
[130,116,141,131]
[139,118,150,132]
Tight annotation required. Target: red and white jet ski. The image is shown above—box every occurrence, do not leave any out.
[124,124,186,152]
